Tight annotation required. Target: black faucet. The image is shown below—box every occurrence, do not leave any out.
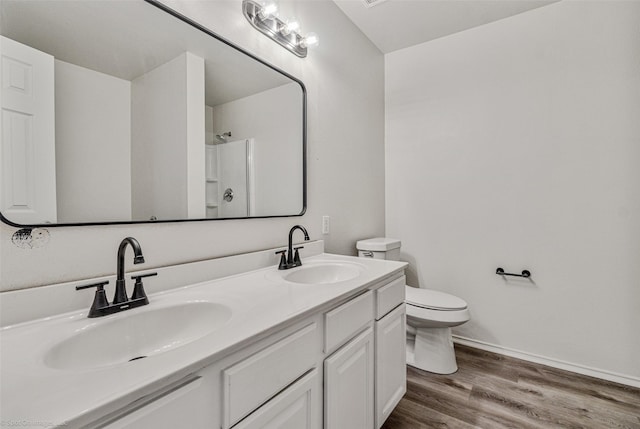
[76,237,156,318]
[114,237,145,304]
[276,225,310,270]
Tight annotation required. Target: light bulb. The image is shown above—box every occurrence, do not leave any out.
[300,32,319,49]
[280,19,300,36]
[258,1,278,20]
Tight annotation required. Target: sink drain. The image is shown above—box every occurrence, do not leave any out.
[128,356,147,362]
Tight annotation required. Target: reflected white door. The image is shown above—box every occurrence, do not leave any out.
[218,138,254,218]
[0,36,57,223]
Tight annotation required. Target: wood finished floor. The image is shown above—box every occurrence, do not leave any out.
[382,344,640,429]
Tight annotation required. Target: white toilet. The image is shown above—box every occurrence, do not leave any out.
[357,238,470,374]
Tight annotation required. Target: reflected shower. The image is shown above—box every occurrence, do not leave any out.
[215,131,232,143]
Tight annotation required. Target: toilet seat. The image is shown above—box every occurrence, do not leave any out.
[406,302,470,328]
[405,286,467,311]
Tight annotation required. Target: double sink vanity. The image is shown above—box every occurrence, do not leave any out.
[0,240,408,428]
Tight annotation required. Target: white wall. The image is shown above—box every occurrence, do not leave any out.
[386,1,640,382]
[185,53,206,220]
[131,52,205,221]
[54,60,131,223]
[212,83,303,216]
[0,0,384,289]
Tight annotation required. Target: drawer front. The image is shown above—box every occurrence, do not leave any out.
[324,290,373,354]
[101,376,215,429]
[375,276,405,320]
[234,369,320,429]
[223,322,319,429]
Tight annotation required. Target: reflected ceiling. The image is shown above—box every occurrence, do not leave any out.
[1,0,291,105]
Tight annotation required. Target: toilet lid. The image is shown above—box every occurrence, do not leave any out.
[405,287,468,311]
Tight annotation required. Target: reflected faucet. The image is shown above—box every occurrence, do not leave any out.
[114,237,145,304]
[276,225,310,270]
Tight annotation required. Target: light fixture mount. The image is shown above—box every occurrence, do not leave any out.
[242,0,308,58]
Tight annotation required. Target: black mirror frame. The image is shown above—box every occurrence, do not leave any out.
[0,0,306,228]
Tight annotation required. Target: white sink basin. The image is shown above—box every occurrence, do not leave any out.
[44,302,231,370]
[282,262,364,284]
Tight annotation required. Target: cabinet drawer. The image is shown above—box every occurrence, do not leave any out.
[234,369,320,429]
[223,322,319,429]
[375,276,405,320]
[100,376,215,429]
[324,290,373,354]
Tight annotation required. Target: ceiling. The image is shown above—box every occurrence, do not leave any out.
[333,0,559,53]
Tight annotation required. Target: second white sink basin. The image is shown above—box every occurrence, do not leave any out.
[282,262,364,284]
[44,301,231,371]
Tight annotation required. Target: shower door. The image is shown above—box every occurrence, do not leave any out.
[218,139,254,218]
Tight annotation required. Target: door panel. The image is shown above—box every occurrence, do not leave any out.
[1,36,57,223]
[324,327,374,429]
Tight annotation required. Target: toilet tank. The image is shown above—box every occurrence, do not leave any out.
[356,237,401,261]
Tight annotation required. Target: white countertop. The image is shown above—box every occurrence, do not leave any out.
[0,253,406,427]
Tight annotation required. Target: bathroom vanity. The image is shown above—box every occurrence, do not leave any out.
[0,242,407,429]
[0,2,407,426]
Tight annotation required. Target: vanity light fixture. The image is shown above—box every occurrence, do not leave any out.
[242,0,318,58]
[280,18,299,36]
[257,1,278,20]
[299,32,318,49]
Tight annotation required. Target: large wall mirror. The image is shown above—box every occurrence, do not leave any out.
[0,0,306,226]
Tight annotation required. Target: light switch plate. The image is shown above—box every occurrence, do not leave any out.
[322,216,330,235]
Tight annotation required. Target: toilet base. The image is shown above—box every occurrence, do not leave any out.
[406,327,458,374]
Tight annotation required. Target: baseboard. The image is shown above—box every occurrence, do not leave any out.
[452,335,640,389]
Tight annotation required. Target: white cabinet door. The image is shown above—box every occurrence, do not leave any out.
[100,376,216,429]
[0,36,57,224]
[234,369,320,429]
[375,304,406,429]
[324,327,374,429]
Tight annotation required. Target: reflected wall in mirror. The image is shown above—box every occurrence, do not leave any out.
[0,0,305,226]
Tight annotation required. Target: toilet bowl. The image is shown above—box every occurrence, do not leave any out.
[356,237,471,375]
[405,286,470,374]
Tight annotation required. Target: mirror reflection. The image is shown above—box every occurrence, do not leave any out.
[0,0,305,225]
